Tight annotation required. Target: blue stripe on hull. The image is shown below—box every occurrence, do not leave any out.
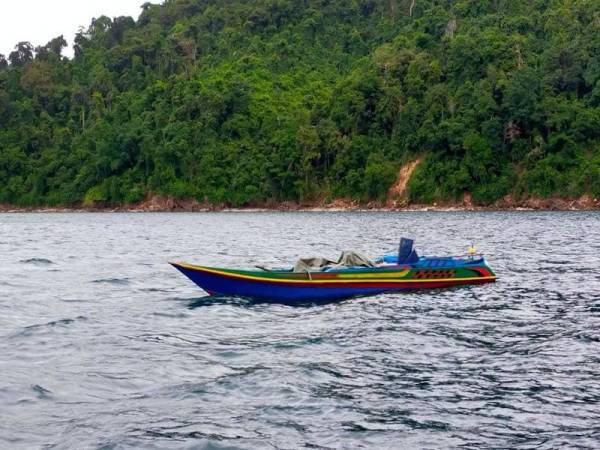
[174,266,389,301]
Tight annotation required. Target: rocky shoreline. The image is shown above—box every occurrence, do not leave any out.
[1,194,599,213]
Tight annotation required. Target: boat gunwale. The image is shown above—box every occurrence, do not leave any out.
[170,262,497,285]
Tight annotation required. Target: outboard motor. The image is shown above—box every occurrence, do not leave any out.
[398,238,419,264]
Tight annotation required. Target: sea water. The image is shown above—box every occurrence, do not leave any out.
[0,212,599,448]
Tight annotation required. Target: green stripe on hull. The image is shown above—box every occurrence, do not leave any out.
[204,265,494,282]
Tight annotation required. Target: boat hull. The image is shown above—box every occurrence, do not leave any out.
[171,262,496,302]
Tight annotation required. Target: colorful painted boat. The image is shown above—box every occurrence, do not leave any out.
[171,240,496,301]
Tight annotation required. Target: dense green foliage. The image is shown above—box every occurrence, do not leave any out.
[1,0,599,207]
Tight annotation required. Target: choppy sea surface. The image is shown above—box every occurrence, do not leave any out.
[0,212,599,449]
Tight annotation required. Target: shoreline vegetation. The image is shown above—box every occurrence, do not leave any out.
[1,194,598,213]
[1,2,599,208]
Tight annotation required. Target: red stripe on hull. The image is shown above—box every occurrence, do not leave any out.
[305,278,496,290]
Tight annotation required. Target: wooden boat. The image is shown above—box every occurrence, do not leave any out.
[171,239,496,302]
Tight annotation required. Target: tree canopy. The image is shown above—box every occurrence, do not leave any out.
[1,0,599,207]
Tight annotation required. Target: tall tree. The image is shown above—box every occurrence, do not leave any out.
[8,41,34,66]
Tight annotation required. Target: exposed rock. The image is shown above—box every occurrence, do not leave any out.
[462,193,473,208]
[324,198,359,210]
[127,195,209,212]
[570,194,599,209]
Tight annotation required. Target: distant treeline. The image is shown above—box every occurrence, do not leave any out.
[0,0,599,207]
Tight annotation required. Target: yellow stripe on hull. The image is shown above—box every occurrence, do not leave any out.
[336,270,410,279]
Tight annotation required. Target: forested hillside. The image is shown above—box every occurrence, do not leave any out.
[1,0,599,207]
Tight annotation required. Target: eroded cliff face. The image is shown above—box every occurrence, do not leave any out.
[386,159,423,208]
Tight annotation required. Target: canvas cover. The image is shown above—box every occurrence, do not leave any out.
[293,251,375,273]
